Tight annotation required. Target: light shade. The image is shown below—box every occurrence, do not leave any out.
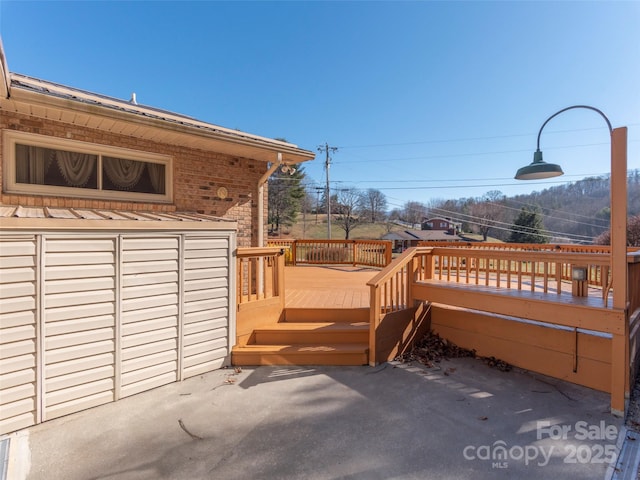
[515,149,564,180]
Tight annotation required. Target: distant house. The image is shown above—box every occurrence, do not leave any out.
[382,228,462,252]
[421,217,461,233]
[0,40,314,435]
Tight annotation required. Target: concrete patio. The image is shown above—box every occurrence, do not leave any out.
[6,357,633,479]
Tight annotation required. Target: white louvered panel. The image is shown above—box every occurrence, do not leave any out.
[184,307,228,325]
[184,248,229,259]
[183,238,228,251]
[45,315,115,337]
[45,264,115,280]
[46,378,113,407]
[0,310,35,329]
[0,256,36,269]
[45,277,115,295]
[121,270,178,288]
[183,297,227,315]
[0,266,36,283]
[123,260,179,275]
[0,324,36,344]
[0,339,36,360]
[183,337,228,358]
[121,339,176,361]
[45,353,114,379]
[0,282,36,299]
[0,353,36,375]
[121,361,177,387]
[185,277,227,292]
[121,327,178,349]
[45,328,115,351]
[121,282,178,300]
[45,239,115,253]
[121,350,176,374]
[183,329,228,347]
[182,349,227,379]
[45,340,115,365]
[0,236,37,435]
[43,237,116,422]
[46,365,114,393]
[120,372,176,398]
[181,236,230,378]
[45,303,115,323]
[0,240,36,257]
[122,317,177,337]
[0,383,35,405]
[46,252,115,266]
[0,368,35,390]
[120,236,179,395]
[0,398,35,422]
[122,237,179,251]
[185,287,228,303]
[121,305,178,324]
[184,257,227,270]
[45,290,115,309]
[183,318,228,335]
[0,296,36,315]
[0,413,35,435]
[184,267,228,282]
[46,390,114,420]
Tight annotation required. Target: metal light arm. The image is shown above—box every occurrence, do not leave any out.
[536,105,613,151]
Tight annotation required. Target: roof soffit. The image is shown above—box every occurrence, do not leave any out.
[2,76,315,164]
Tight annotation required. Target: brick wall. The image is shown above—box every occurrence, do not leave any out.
[0,111,268,246]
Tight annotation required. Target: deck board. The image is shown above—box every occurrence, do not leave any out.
[284,266,377,309]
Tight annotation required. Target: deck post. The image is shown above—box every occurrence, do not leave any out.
[369,284,381,366]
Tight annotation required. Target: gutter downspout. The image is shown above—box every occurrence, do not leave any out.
[257,152,282,247]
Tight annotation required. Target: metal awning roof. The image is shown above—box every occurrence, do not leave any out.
[0,206,237,232]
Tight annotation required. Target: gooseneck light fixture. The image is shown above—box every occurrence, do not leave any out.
[515,105,629,415]
[515,105,613,180]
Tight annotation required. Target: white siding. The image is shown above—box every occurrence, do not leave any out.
[43,237,116,421]
[182,236,230,378]
[121,236,179,398]
[0,237,37,434]
[0,229,234,435]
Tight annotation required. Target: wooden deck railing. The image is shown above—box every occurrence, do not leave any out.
[237,247,284,305]
[427,247,612,299]
[419,242,639,287]
[267,239,392,268]
[367,247,434,364]
[235,247,286,346]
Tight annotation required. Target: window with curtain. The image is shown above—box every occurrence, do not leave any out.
[8,134,170,201]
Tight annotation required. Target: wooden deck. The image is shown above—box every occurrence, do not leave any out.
[283,265,378,309]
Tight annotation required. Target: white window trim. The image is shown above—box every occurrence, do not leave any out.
[3,130,173,203]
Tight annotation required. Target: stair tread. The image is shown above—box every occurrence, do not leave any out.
[256,322,368,331]
[234,343,367,353]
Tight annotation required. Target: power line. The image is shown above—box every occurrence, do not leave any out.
[336,124,640,150]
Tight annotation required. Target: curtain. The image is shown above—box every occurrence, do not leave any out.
[147,163,165,194]
[56,150,96,187]
[15,145,52,184]
[103,157,145,190]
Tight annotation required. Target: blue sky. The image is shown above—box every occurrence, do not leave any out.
[1,1,638,213]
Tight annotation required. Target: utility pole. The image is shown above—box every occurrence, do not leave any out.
[315,187,323,224]
[317,143,337,239]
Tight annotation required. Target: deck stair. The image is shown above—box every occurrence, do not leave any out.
[232,307,369,366]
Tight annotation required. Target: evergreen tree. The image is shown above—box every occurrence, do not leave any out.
[509,207,548,243]
[268,165,305,233]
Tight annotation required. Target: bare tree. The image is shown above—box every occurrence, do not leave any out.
[334,188,363,239]
[358,188,387,223]
[469,190,505,241]
[403,201,427,228]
